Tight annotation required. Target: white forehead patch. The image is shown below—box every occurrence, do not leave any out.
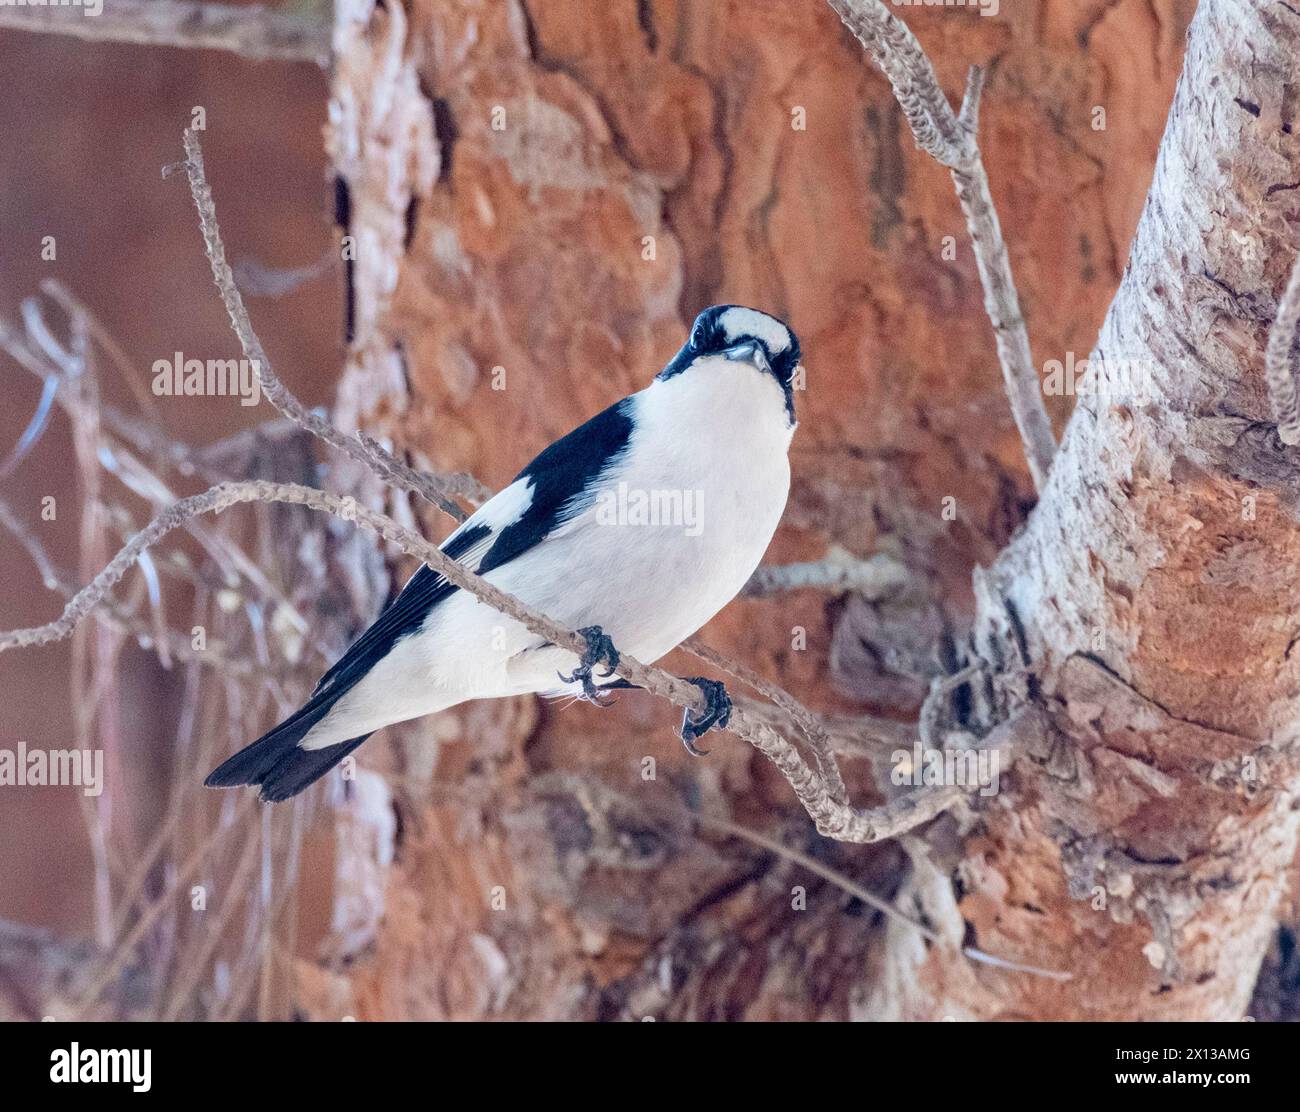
[718,307,791,354]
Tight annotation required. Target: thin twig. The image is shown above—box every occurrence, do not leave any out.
[1266,252,1300,445]
[72,793,258,1015]
[0,495,275,680]
[827,0,1055,490]
[949,125,1055,490]
[41,280,165,424]
[694,812,1071,981]
[60,302,120,950]
[827,0,966,164]
[0,1,331,66]
[172,130,471,522]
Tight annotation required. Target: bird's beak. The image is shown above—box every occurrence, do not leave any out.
[723,340,770,373]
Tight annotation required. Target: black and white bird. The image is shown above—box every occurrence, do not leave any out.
[206,305,802,801]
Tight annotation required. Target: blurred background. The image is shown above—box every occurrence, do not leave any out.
[7,0,1284,1022]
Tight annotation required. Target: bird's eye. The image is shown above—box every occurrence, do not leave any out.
[691,324,705,349]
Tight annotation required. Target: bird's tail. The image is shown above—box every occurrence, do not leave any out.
[204,690,370,803]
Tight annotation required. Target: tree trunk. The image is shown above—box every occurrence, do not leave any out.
[888,0,1300,1020]
[306,0,1300,1021]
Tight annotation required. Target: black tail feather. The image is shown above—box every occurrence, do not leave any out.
[256,733,371,803]
[205,689,369,802]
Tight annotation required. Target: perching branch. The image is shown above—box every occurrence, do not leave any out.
[0,1,330,66]
[355,431,490,513]
[1266,252,1300,446]
[827,0,1056,491]
[0,478,967,843]
[683,636,849,806]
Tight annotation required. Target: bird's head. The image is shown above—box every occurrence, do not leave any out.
[657,305,802,425]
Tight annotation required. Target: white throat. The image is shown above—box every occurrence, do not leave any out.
[646,357,794,442]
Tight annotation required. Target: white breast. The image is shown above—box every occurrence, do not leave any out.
[503,357,794,663]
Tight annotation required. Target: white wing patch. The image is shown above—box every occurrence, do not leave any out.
[438,476,535,571]
[719,306,791,354]
[469,476,535,535]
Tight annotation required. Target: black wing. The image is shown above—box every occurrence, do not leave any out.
[313,395,634,696]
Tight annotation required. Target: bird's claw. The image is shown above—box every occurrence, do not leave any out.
[558,625,621,705]
[679,677,731,756]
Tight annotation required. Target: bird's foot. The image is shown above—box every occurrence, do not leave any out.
[558,626,621,705]
[679,677,732,756]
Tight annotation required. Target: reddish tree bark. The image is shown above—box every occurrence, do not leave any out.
[306,0,1300,1022]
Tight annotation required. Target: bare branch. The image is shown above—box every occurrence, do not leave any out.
[353,431,488,521]
[825,0,966,165]
[0,478,957,843]
[0,1,330,66]
[827,1,1056,490]
[171,130,471,522]
[1266,252,1300,446]
[957,63,985,134]
[949,134,1057,490]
